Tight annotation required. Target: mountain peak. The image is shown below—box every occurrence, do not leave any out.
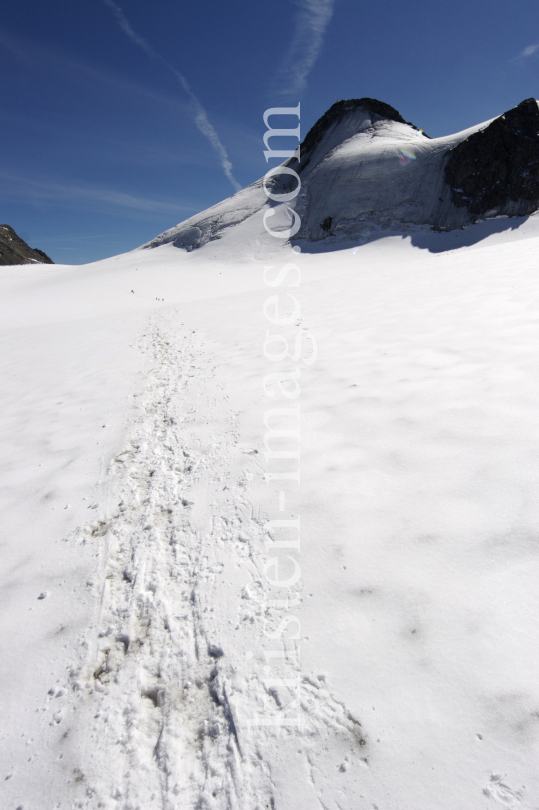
[145,96,539,253]
[301,97,425,155]
[0,224,53,266]
[291,97,428,177]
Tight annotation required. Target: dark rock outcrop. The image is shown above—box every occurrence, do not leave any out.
[444,98,539,219]
[0,224,53,266]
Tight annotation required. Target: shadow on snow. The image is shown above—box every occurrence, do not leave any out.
[292,214,531,255]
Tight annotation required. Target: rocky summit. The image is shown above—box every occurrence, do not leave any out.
[0,224,53,266]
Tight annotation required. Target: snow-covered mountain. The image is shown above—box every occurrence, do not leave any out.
[1,100,539,810]
[146,97,539,251]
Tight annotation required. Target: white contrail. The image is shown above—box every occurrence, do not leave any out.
[271,0,335,97]
[519,43,539,58]
[101,0,241,192]
[102,0,158,59]
[169,68,241,192]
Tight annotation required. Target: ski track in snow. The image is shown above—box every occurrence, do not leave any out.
[61,311,365,810]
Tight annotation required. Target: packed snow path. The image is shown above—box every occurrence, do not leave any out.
[66,312,365,810]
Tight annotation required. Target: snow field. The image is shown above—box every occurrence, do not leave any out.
[1,216,539,808]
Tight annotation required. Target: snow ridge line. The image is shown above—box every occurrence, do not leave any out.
[64,312,368,809]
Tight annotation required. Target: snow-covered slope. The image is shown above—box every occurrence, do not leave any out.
[1,208,539,809]
[146,97,539,253]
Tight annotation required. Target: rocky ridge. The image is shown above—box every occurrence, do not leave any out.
[0,224,53,266]
[445,97,539,220]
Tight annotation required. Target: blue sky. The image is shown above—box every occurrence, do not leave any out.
[1,0,539,264]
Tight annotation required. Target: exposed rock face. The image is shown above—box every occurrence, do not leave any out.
[445,98,539,219]
[0,225,53,266]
